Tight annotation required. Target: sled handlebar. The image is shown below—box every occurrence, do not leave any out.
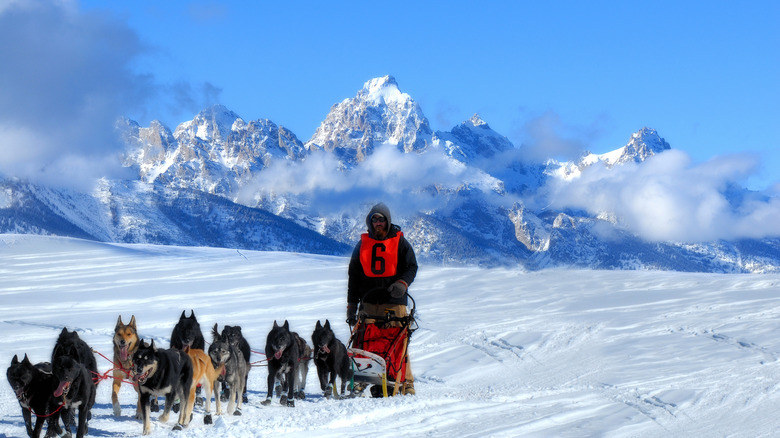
[357,286,416,311]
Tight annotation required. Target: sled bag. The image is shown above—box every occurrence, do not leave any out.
[354,324,408,382]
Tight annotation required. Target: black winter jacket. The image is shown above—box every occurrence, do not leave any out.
[347,218,418,306]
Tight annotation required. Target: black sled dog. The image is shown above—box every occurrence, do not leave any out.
[208,336,247,416]
[52,355,96,438]
[51,327,97,438]
[170,310,205,407]
[170,310,205,352]
[262,320,310,407]
[312,320,353,398]
[132,339,195,435]
[6,354,64,438]
[211,323,251,402]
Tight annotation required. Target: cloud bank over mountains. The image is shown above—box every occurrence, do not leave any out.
[548,150,780,242]
[0,0,218,187]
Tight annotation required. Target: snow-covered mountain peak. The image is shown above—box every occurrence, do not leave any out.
[600,127,671,166]
[433,114,514,164]
[629,127,671,154]
[549,127,673,181]
[469,113,488,128]
[175,104,243,142]
[306,76,433,163]
[361,75,407,106]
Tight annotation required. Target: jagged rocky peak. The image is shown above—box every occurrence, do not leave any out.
[175,104,243,143]
[629,127,671,155]
[436,113,514,162]
[469,113,488,128]
[306,75,433,164]
[608,127,671,165]
[362,75,405,105]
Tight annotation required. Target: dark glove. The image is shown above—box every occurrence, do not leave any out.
[387,280,408,299]
[346,303,357,325]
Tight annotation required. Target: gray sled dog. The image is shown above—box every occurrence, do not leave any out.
[312,320,353,398]
[208,336,247,416]
[132,339,194,435]
[211,323,251,402]
[261,320,311,407]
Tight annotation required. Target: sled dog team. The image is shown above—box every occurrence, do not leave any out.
[6,311,352,437]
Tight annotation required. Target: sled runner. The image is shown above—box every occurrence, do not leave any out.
[347,289,417,397]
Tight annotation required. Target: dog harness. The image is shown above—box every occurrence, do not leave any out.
[359,232,402,277]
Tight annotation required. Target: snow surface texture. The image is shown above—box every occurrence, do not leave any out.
[2,235,780,437]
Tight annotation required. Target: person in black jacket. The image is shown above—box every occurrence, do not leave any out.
[347,202,418,395]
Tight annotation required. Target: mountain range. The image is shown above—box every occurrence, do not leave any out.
[2,75,779,273]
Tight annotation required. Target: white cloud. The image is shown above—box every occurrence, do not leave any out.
[0,0,219,188]
[547,149,780,242]
[239,143,498,215]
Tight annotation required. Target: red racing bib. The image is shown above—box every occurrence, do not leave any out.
[359,232,402,277]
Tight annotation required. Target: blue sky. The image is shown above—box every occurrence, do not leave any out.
[1,0,778,192]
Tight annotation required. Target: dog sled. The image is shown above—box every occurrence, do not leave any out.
[347,289,417,397]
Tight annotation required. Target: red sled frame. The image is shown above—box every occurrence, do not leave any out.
[348,293,417,397]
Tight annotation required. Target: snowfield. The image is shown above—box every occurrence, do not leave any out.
[2,234,780,437]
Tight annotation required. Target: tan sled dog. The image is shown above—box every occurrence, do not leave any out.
[187,348,225,424]
[112,315,141,417]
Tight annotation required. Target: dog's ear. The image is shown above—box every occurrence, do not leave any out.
[189,309,196,319]
[60,327,68,336]
[273,320,279,329]
[315,320,322,329]
[22,354,32,366]
[212,323,220,340]
[179,310,186,320]
[116,315,124,329]
[11,354,19,364]
[129,315,136,329]
[325,320,331,329]
[150,339,157,350]
[283,320,289,330]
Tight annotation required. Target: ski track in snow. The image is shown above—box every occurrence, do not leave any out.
[2,235,780,437]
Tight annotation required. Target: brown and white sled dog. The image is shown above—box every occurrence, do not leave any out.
[186,348,225,424]
[112,315,140,418]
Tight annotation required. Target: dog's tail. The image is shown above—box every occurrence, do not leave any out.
[211,323,221,343]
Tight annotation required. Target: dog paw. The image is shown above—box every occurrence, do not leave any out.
[261,398,272,406]
[233,409,242,416]
[172,402,180,413]
[204,414,212,425]
[280,395,288,406]
[172,424,182,431]
[286,399,295,408]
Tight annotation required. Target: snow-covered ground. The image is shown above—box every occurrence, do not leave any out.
[2,234,780,437]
